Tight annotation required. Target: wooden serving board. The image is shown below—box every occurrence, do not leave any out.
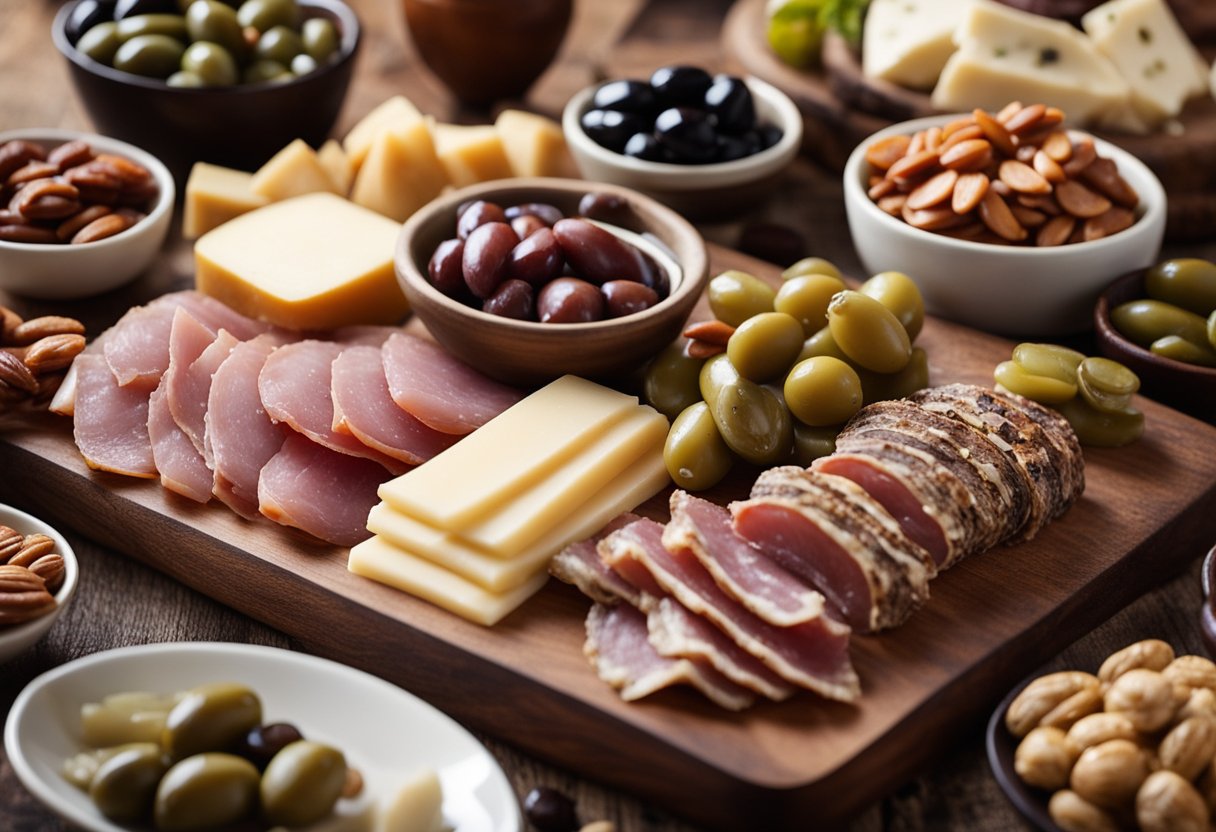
[3,246,1216,828]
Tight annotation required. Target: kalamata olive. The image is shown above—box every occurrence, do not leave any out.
[1144,258,1216,316]
[181,41,239,86]
[644,341,704,420]
[727,311,804,383]
[462,222,518,299]
[737,222,805,266]
[782,256,842,282]
[791,423,838,466]
[774,273,846,335]
[624,132,666,162]
[301,16,338,61]
[428,238,465,297]
[859,271,925,342]
[78,21,123,63]
[710,377,793,466]
[580,108,646,154]
[552,218,644,285]
[994,360,1078,404]
[457,200,506,240]
[185,0,246,57]
[153,753,259,832]
[827,290,912,373]
[89,743,167,823]
[506,227,562,287]
[664,401,733,491]
[649,65,713,107]
[707,269,775,327]
[504,202,563,227]
[1011,342,1086,383]
[260,740,347,827]
[784,356,863,427]
[254,23,303,64]
[511,214,547,240]
[161,682,262,760]
[602,280,659,318]
[115,13,188,40]
[523,786,579,832]
[704,74,755,133]
[576,192,631,224]
[236,0,298,32]
[537,277,603,323]
[234,722,303,769]
[654,107,717,164]
[69,0,116,39]
[483,279,535,320]
[112,33,184,77]
[115,0,174,19]
[636,248,668,297]
[592,79,657,115]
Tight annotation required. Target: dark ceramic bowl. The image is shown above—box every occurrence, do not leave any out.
[1200,544,1216,657]
[52,0,360,183]
[987,677,1067,832]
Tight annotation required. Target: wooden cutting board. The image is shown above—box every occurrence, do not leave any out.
[2,245,1216,828]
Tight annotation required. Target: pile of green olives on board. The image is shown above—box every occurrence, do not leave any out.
[994,343,1144,447]
[74,0,341,87]
[646,258,930,491]
[62,683,355,830]
[1110,258,1216,368]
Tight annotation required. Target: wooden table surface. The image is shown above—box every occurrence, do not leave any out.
[2,1,1215,830]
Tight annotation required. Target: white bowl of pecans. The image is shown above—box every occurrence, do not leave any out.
[0,503,78,664]
[843,105,1166,337]
[0,128,174,300]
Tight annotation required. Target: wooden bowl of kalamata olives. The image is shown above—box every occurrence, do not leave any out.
[561,65,802,221]
[395,178,709,387]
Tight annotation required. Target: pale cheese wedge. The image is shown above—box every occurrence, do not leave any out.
[862,0,973,90]
[343,95,425,170]
[317,139,355,196]
[250,139,341,202]
[183,162,269,239]
[494,109,577,178]
[430,122,514,188]
[375,768,443,832]
[350,120,448,222]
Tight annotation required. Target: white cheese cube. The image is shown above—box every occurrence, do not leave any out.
[862,0,973,90]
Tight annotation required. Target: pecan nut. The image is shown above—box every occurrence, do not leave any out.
[0,350,37,393]
[72,212,131,244]
[28,553,65,594]
[22,334,86,374]
[8,533,55,568]
[0,563,55,626]
[0,525,22,561]
[0,140,46,182]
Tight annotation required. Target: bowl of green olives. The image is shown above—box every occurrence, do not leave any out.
[52,0,360,182]
[1094,260,1216,423]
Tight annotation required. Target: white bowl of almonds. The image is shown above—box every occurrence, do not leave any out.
[0,128,174,300]
[0,503,78,664]
[843,104,1166,337]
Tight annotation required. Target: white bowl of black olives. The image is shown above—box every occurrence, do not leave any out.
[562,65,802,220]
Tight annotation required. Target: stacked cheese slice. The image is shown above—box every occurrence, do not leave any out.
[349,375,671,626]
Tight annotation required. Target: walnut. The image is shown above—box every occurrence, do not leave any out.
[1159,717,1216,782]
[1105,669,1179,733]
[1041,686,1104,732]
[1016,725,1077,790]
[1098,640,1175,684]
[1163,656,1216,694]
[1006,671,1101,737]
[1070,739,1150,810]
[1048,789,1120,832]
[1175,687,1216,726]
[1135,770,1209,832]
[1066,713,1140,756]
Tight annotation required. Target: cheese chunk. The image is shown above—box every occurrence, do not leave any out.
[378,376,641,527]
[182,163,269,239]
[933,0,1130,124]
[348,536,549,626]
[375,768,443,832]
[350,120,448,222]
[194,193,407,330]
[250,139,341,202]
[343,95,425,170]
[862,0,973,90]
[1081,0,1209,125]
[366,450,668,591]
[318,139,354,196]
[494,109,577,178]
[431,123,514,188]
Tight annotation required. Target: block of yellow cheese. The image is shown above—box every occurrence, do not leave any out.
[350,120,448,222]
[317,139,354,196]
[495,109,578,178]
[343,95,424,170]
[430,123,514,188]
[249,139,341,202]
[182,163,269,239]
[194,193,407,330]
[348,536,550,627]
[377,375,641,527]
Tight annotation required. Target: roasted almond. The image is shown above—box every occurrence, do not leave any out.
[867,177,897,200]
[682,319,735,347]
[0,140,47,182]
[1079,158,1139,208]
[923,126,943,152]
[939,139,993,172]
[1036,215,1077,247]
[1082,207,1135,241]
[866,135,911,171]
[23,334,86,374]
[71,213,131,244]
[0,350,37,393]
[1033,150,1067,184]
[1042,131,1073,163]
[1011,206,1048,228]
[9,316,86,345]
[1056,180,1112,219]
[978,190,1027,242]
[47,140,93,172]
[1017,194,1062,216]
[91,153,152,186]
[902,202,968,232]
[877,193,908,216]
[7,161,59,187]
[685,339,725,360]
[999,159,1052,195]
[941,116,974,137]
[1003,103,1047,136]
[974,109,1017,157]
[996,101,1024,123]
[0,223,58,244]
[56,204,112,242]
[1062,136,1097,176]
[887,149,940,184]
[940,124,984,153]
[906,170,959,211]
[952,172,990,214]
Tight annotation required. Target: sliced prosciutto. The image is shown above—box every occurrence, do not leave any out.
[663,491,825,628]
[166,315,243,456]
[257,433,384,547]
[600,518,859,702]
[147,382,212,502]
[584,602,755,711]
[73,354,156,478]
[330,346,457,466]
[381,333,523,435]
[258,341,406,474]
[549,513,644,606]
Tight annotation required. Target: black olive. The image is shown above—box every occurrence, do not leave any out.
[758,124,784,150]
[113,0,175,19]
[591,79,657,117]
[68,0,116,39]
[704,74,756,134]
[715,133,753,163]
[649,65,713,108]
[623,132,666,162]
[235,722,304,770]
[580,108,647,154]
[522,786,579,832]
[576,192,631,225]
[653,107,717,164]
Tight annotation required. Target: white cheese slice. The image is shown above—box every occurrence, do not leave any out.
[862,0,973,90]
[375,768,444,832]
[1081,0,1209,126]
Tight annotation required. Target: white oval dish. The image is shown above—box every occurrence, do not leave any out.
[0,503,78,665]
[4,641,521,832]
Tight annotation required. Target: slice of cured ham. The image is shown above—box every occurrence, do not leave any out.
[381,333,523,435]
[257,432,384,547]
[549,513,644,606]
[330,346,457,466]
[663,490,825,628]
[732,467,935,633]
[166,313,243,456]
[147,381,213,502]
[600,518,860,702]
[584,602,755,711]
[73,354,156,478]
[258,340,407,474]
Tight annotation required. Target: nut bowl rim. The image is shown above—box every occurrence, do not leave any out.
[986,672,1069,832]
[0,503,79,665]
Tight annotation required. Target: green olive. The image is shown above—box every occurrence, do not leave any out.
[243,58,290,83]
[783,356,862,427]
[116,14,189,41]
[858,271,925,342]
[236,0,299,32]
[781,256,842,282]
[663,402,733,491]
[796,325,850,364]
[167,69,205,86]
[1010,342,1086,384]
[707,269,775,327]
[81,692,178,748]
[643,341,704,421]
[1144,258,1216,317]
[153,753,259,832]
[698,353,740,410]
[254,24,304,65]
[162,683,261,760]
[89,743,167,823]
[726,311,804,383]
[181,41,238,85]
[185,0,246,57]
[773,274,846,336]
[709,378,792,466]
[858,346,930,404]
[290,52,317,75]
[78,21,123,64]
[1110,299,1211,351]
[260,740,347,827]
[1150,334,1216,367]
[1077,357,1139,397]
[1209,310,1216,350]
[827,290,911,374]
[112,34,186,77]
[790,423,838,466]
[993,360,1078,404]
[1056,397,1144,448]
[1077,371,1132,413]
[301,16,339,61]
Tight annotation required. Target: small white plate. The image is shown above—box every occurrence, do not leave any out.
[4,641,522,832]
[0,503,79,665]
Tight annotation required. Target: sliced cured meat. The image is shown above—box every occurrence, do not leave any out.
[381,333,523,435]
[258,433,384,547]
[584,602,755,711]
[147,381,212,502]
[258,341,406,474]
[73,354,156,478]
[207,336,288,519]
[601,518,859,702]
[330,346,458,466]
[733,467,935,633]
[663,490,825,628]
[549,513,644,606]
[164,308,241,455]
[328,324,399,347]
